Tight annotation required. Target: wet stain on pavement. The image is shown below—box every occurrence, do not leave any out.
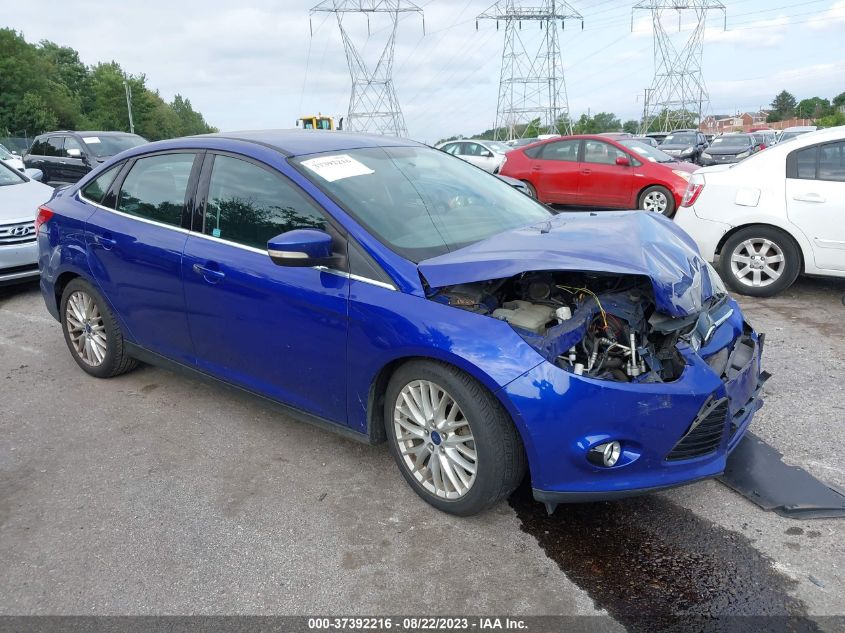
[509,484,817,632]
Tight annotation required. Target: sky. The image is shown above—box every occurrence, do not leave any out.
[6,0,845,143]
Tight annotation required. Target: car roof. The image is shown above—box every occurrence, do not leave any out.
[782,126,817,132]
[37,130,141,137]
[196,129,420,157]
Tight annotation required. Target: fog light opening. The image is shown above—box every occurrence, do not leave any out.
[589,441,622,467]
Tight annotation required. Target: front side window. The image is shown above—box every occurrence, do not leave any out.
[117,153,195,226]
[81,165,122,204]
[294,145,551,261]
[203,154,327,249]
[64,136,86,157]
[583,140,626,165]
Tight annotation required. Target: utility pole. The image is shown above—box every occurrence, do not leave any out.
[633,1,726,134]
[123,80,135,134]
[310,0,424,137]
[477,0,583,140]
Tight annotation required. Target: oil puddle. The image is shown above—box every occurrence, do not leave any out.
[509,484,818,632]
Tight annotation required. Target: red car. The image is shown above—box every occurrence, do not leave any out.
[499,135,698,216]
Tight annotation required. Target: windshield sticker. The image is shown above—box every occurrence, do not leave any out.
[83,136,101,144]
[301,154,374,182]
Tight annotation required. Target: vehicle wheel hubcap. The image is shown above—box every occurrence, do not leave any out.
[393,380,477,499]
[66,291,107,366]
[730,239,785,288]
[642,191,668,213]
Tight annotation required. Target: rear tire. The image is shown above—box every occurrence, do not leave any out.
[638,185,675,216]
[384,360,526,516]
[718,226,801,297]
[60,278,138,378]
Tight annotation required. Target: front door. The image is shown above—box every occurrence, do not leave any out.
[85,151,199,363]
[578,139,634,208]
[182,153,349,424]
[62,136,92,184]
[786,141,845,271]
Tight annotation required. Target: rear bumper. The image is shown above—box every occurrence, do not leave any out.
[673,208,732,262]
[0,240,38,285]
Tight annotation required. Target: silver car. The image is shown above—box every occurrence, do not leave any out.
[436,139,511,173]
[0,163,53,285]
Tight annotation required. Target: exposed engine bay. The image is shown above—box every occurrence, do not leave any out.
[432,271,730,383]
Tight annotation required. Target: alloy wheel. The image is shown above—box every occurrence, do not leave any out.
[729,238,785,288]
[65,290,107,366]
[393,380,477,499]
[642,190,668,213]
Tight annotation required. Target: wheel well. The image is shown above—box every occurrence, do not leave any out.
[636,183,671,206]
[714,223,805,273]
[54,272,80,309]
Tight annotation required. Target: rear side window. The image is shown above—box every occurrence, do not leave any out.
[29,138,49,156]
[81,165,122,204]
[538,139,580,162]
[117,153,195,227]
[203,154,327,249]
[788,143,845,182]
[819,142,845,182]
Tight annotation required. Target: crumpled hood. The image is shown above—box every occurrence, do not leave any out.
[418,211,721,318]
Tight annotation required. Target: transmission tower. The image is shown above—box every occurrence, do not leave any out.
[478,1,583,141]
[310,0,423,137]
[633,0,726,134]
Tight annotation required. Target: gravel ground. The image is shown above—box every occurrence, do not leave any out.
[0,275,843,624]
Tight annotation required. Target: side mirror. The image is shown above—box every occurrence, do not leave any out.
[67,148,83,158]
[267,229,334,267]
[24,168,43,182]
[615,156,631,167]
[483,151,493,158]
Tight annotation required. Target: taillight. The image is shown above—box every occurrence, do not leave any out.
[680,174,705,207]
[35,205,54,232]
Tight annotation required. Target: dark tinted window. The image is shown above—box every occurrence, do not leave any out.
[819,142,845,182]
[539,139,580,161]
[47,137,64,157]
[795,147,817,179]
[204,155,327,249]
[29,138,50,156]
[117,153,195,226]
[81,165,122,204]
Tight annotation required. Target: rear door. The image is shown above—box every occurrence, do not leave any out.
[85,151,200,363]
[528,139,581,204]
[786,141,845,271]
[181,152,349,424]
[578,139,634,208]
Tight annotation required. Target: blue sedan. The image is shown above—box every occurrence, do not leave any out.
[35,130,766,515]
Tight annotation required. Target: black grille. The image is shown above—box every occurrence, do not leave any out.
[666,397,729,461]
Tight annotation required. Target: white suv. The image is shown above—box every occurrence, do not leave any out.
[675,126,845,296]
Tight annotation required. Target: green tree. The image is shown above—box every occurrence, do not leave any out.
[572,112,621,134]
[769,90,797,120]
[817,111,845,128]
[833,92,845,108]
[13,92,58,134]
[622,119,639,134]
[796,96,832,119]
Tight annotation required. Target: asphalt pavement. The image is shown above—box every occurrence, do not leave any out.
[0,275,843,627]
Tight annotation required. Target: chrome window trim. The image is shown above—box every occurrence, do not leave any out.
[77,192,396,291]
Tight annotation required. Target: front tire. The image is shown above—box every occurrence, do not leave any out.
[60,278,138,378]
[384,360,526,516]
[718,226,801,297]
[638,185,675,216]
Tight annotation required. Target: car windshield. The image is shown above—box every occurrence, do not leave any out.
[710,135,752,148]
[0,145,13,160]
[0,162,26,186]
[81,134,146,157]
[619,140,675,163]
[661,133,696,145]
[485,141,511,153]
[294,146,552,261]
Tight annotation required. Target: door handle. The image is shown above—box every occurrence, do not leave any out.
[531,165,542,171]
[581,168,592,175]
[792,193,826,203]
[192,263,225,283]
[96,234,116,250]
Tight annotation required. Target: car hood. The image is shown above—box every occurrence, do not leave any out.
[0,179,54,223]
[664,161,698,173]
[418,211,721,318]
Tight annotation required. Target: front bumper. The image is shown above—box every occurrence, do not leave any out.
[501,303,765,504]
[700,155,741,166]
[0,239,38,285]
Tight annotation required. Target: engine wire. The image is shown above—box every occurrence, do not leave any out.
[556,285,609,329]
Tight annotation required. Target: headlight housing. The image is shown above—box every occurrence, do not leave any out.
[680,147,695,156]
[736,149,751,158]
[701,152,712,159]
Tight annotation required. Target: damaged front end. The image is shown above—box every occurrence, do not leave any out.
[428,268,732,385]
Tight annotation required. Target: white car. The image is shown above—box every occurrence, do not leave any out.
[436,139,510,173]
[675,125,845,296]
[0,163,54,285]
[0,144,25,172]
